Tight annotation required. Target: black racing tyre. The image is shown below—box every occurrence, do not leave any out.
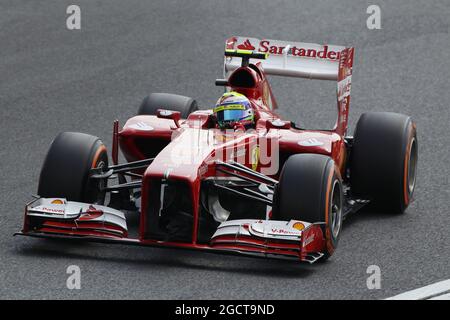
[38,132,108,204]
[272,154,343,259]
[350,112,418,214]
[137,93,198,118]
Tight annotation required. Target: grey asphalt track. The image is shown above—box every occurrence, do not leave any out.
[1,0,449,299]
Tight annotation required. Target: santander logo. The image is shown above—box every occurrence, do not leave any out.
[236,39,340,61]
[237,39,255,50]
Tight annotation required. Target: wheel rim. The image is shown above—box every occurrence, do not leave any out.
[407,137,418,195]
[330,179,342,239]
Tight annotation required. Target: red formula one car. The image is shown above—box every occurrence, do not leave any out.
[16,37,418,263]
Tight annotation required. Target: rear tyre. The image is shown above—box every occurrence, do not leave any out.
[38,132,108,204]
[137,93,198,118]
[272,154,343,260]
[350,112,418,214]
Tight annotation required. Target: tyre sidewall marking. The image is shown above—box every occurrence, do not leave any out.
[91,144,107,169]
[403,122,416,206]
[88,143,107,203]
[324,163,336,255]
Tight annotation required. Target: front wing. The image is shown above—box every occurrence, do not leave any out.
[17,198,327,264]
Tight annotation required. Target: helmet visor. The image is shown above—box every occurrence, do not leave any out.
[216,108,247,122]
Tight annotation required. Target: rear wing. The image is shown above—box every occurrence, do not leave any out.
[224,36,351,80]
[224,36,354,135]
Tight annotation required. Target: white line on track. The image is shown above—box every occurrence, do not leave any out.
[386,279,450,300]
[429,293,450,300]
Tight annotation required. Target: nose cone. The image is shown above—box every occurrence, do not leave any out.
[143,128,215,182]
[144,128,256,182]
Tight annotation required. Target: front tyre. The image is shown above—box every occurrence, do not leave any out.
[272,154,343,260]
[350,112,418,214]
[38,132,108,204]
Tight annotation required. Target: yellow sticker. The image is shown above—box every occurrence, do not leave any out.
[213,104,245,113]
[251,146,260,171]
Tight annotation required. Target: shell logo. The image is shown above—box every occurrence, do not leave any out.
[292,222,305,231]
[51,199,64,204]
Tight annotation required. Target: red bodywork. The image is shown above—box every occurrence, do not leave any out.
[19,41,354,263]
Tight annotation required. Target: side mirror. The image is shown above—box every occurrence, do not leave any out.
[156,109,181,127]
[215,79,228,86]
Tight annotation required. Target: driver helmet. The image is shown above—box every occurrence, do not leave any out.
[213,91,254,129]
